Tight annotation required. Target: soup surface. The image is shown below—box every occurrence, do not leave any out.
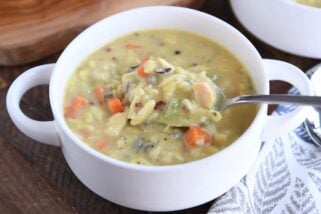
[295,0,321,7]
[64,29,257,165]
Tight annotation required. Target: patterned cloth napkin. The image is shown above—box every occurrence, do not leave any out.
[208,65,321,214]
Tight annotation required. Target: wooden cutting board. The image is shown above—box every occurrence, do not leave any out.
[0,0,204,66]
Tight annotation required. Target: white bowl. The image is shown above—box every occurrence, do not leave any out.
[230,0,321,58]
[6,6,313,211]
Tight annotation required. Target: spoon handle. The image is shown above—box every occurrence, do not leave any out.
[232,94,321,107]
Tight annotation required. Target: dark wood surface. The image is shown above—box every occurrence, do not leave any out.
[0,0,319,213]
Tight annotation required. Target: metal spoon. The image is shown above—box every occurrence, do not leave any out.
[214,87,321,112]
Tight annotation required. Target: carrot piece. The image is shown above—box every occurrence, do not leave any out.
[136,65,148,78]
[79,129,91,139]
[136,56,150,78]
[95,86,105,104]
[71,95,88,110]
[94,140,107,151]
[107,97,124,114]
[125,43,142,49]
[64,106,75,118]
[184,126,212,149]
[137,56,149,78]
[64,95,88,118]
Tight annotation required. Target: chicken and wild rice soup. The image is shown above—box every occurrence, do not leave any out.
[64,29,257,165]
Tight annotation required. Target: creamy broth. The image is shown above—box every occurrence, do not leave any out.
[64,29,257,165]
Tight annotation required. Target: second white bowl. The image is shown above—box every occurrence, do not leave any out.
[230,0,321,58]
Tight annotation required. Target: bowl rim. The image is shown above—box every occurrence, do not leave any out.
[50,5,267,172]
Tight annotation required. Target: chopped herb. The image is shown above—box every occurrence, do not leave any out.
[134,32,139,36]
[163,98,180,119]
[154,67,172,74]
[133,138,156,152]
[174,50,181,55]
[192,63,198,66]
[111,57,117,61]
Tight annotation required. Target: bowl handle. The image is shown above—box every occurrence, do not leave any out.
[261,59,314,141]
[6,64,61,147]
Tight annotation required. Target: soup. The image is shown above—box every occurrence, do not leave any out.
[295,0,321,7]
[64,29,257,166]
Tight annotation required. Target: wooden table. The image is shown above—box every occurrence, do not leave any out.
[0,0,319,213]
